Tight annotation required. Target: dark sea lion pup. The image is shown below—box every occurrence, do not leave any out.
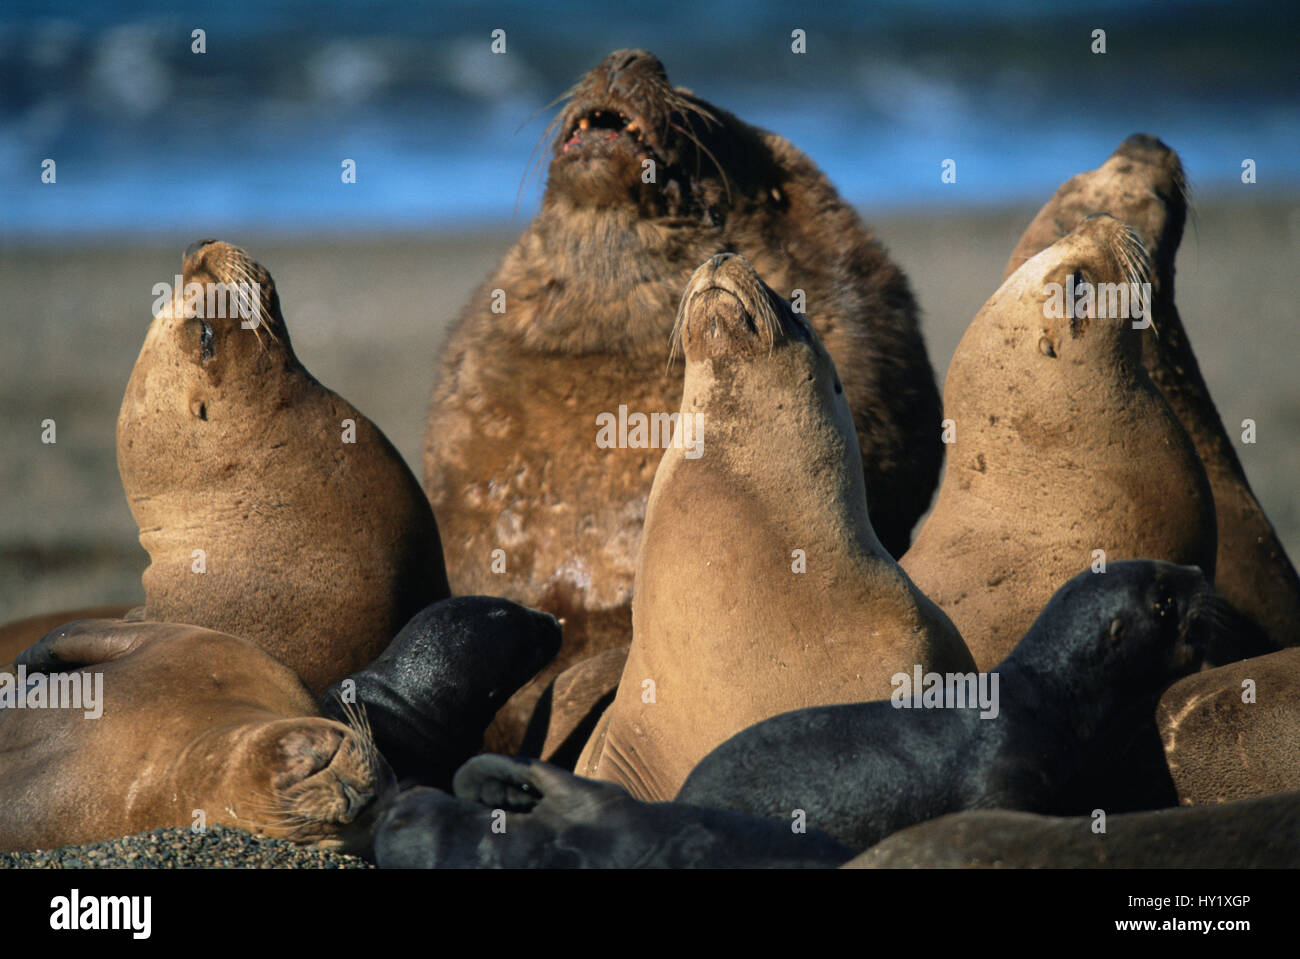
[677,561,1222,851]
[118,240,449,695]
[1004,133,1300,663]
[320,597,562,789]
[0,620,394,853]
[368,756,854,869]
[425,48,944,751]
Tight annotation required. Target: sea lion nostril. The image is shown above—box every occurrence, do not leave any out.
[184,238,218,261]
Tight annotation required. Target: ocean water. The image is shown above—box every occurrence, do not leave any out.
[1,0,1296,237]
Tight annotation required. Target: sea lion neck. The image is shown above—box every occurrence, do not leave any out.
[501,207,721,356]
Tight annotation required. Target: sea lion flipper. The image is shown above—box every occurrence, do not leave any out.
[452,755,548,812]
[15,619,144,671]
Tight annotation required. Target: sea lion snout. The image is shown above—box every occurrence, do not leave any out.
[1116,132,1176,167]
[599,48,667,89]
[674,254,793,362]
[266,721,393,836]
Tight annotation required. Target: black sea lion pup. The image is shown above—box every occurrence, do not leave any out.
[425,48,943,752]
[320,597,562,789]
[0,620,394,853]
[846,792,1300,869]
[678,562,1222,851]
[369,756,854,869]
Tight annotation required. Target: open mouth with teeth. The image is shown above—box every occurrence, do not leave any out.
[562,107,649,154]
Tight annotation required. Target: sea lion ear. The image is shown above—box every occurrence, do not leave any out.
[15,619,145,671]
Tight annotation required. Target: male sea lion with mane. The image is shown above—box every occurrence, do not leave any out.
[425,49,944,751]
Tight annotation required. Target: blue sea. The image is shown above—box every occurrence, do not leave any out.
[1,0,1296,238]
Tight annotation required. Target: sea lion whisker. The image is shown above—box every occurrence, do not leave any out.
[518,100,576,212]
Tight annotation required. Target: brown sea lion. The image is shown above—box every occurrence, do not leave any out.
[118,240,449,694]
[900,214,1217,669]
[519,644,628,770]
[577,254,973,800]
[1158,647,1300,804]
[1003,133,1300,662]
[424,49,943,751]
[845,792,1300,868]
[0,619,393,853]
[0,604,134,666]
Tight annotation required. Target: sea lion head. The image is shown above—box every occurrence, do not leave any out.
[671,252,839,391]
[545,49,773,220]
[1016,561,1223,709]
[126,240,295,441]
[1004,133,1188,290]
[320,596,563,789]
[659,252,876,544]
[669,253,852,446]
[4,619,395,852]
[996,213,1153,371]
[229,710,396,850]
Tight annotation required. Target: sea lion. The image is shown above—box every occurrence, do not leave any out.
[677,561,1218,851]
[519,645,629,770]
[319,596,562,789]
[1003,133,1300,662]
[368,755,854,869]
[424,48,944,751]
[577,254,973,801]
[900,214,1217,669]
[0,619,393,853]
[1158,647,1300,804]
[118,239,449,694]
[846,792,1300,868]
[0,604,135,666]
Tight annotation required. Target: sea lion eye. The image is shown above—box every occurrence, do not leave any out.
[199,320,215,363]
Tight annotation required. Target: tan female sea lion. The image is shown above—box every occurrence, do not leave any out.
[1003,133,1300,662]
[901,215,1217,669]
[118,240,449,694]
[0,619,392,853]
[577,254,973,800]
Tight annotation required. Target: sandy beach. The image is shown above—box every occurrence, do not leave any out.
[1,193,1296,622]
